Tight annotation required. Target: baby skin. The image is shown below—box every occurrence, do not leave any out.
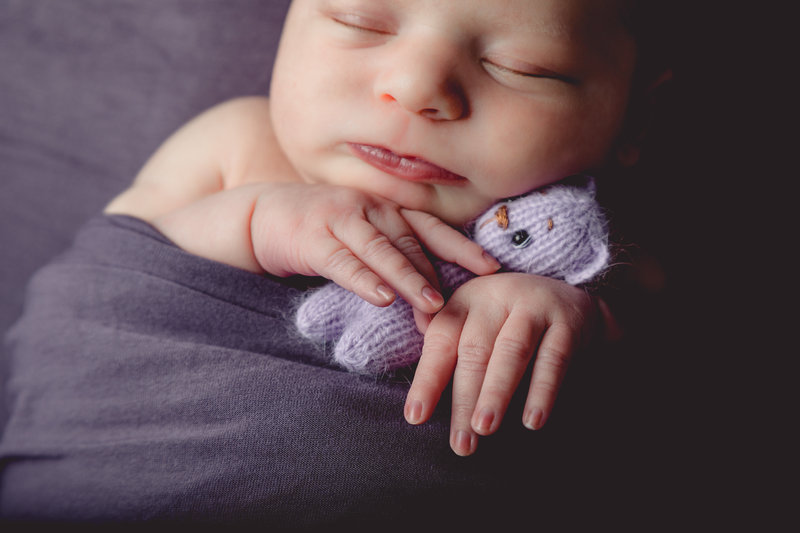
[106,0,639,456]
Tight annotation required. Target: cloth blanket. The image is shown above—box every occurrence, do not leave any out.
[0,214,545,526]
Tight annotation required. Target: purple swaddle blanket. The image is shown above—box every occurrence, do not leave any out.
[1,213,549,524]
[296,175,610,375]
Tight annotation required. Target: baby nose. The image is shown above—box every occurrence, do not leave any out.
[374,42,467,120]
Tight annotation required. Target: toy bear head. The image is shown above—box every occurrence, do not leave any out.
[471,175,609,285]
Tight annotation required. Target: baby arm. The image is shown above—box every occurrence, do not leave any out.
[105,97,498,316]
[209,181,500,313]
[405,272,615,456]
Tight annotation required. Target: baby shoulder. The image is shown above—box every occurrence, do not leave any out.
[210,96,299,187]
[104,96,294,219]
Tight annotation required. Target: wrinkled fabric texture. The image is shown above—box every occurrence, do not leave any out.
[0,215,543,526]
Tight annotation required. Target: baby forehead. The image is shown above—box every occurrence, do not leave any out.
[491,0,634,48]
[313,0,629,32]
[483,0,628,29]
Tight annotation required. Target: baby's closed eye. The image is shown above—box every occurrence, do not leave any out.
[322,0,396,38]
[481,57,577,86]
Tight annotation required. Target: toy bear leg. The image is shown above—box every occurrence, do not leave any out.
[295,283,364,342]
[333,298,424,375]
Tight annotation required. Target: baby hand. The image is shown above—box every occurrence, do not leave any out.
[250,183,499,318]
[404,273,608,456]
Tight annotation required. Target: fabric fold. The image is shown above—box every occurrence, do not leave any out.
[1,214,532,525]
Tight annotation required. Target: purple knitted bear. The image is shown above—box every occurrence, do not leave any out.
[295,176,610,375]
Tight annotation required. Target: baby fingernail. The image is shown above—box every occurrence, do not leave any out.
[376,285,394,302]
[524,408,544,430]
[475,408,495,434]
[483,251,501,269]
[421,286,443,308]
[453,430,476,456]
[405,400,423,424]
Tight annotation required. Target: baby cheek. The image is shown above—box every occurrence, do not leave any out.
[473,145,560,198]
[473,120,583,194]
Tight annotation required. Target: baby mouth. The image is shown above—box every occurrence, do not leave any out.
[348,143,467,184]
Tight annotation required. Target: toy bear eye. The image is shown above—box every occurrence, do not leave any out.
[511,230,531,248]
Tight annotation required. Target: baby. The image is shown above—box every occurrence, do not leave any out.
[106,0,669,456]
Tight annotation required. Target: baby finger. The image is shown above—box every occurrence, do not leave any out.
[449,308,505,455]
[523,322,578,430]
[471,312,541,436]
[402,209,500,276]
[335,215,444,314]
[310,237,396,308]
[404,302,466,426]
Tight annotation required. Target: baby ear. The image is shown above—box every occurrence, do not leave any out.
[616,68,673,167]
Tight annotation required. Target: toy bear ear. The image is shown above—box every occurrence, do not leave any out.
[557,174,597,197]
[564,238,609,285]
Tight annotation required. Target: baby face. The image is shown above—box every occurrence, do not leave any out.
[270,0,636,224]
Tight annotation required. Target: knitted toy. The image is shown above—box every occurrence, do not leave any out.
[295,175,610,375]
